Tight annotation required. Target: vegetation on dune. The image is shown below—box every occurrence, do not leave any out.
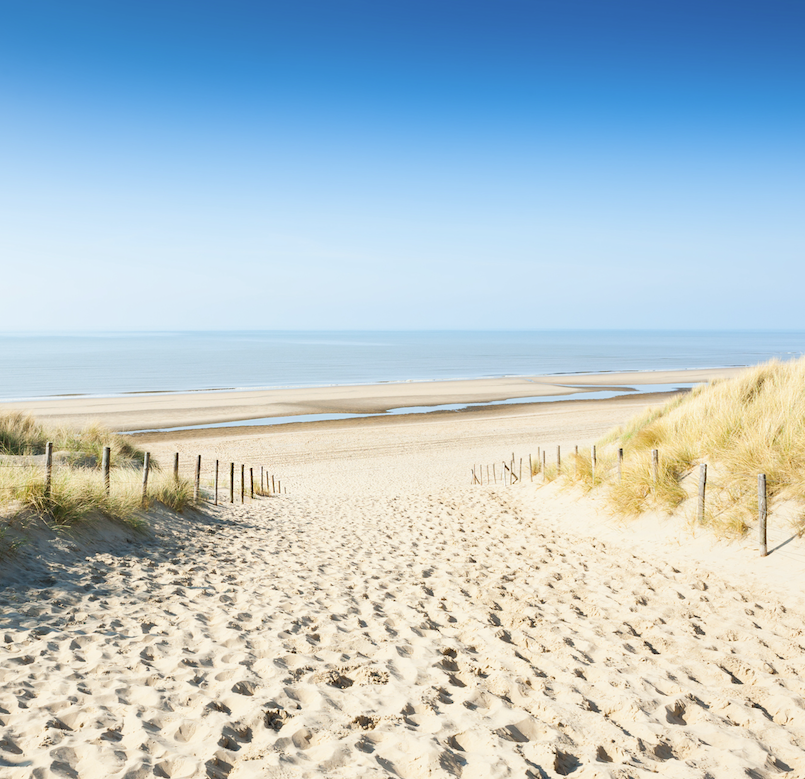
[535,358,805,538]
[0,414,194,551]
[0,411,146,466]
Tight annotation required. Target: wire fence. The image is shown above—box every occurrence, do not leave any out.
[471,444,797,559]
[0,443,287,507]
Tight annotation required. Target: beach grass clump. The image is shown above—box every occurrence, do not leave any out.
[0,417,193,556]
[0,411,147,466]
[592,357,805,536]
[1,464,194,531]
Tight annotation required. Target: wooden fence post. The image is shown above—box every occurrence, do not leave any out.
[617,447,623,482]
[591,445,596,485]
[697,464,707,524]
[173,452,179,481]
[519,457,523,483]
[141,452,150,508]
[537,447,541,471]
[214,460,219,506]
[758,474,768,557]
[44,442,53,498]
[652,449,659,484]
[250,467,254,498]
[542,450,546,473]
[194,455,201,502]
[230,462,234,503]
[261,466,264,491]
[241,465,245,503]
[272,475,276,494]
[102,446,111,496]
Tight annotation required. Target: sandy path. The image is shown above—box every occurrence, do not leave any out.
[3,396,805,778]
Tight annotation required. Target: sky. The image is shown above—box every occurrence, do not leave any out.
[1,1,803,331]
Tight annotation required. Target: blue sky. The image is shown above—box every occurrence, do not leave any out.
[1,1,803,330]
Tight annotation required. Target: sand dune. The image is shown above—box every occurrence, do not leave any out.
[2,391,804,778]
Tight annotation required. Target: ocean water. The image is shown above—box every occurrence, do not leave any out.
[1,330,804,401]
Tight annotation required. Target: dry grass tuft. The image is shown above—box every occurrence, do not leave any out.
[0,416,193,556]
[587,358,805,537]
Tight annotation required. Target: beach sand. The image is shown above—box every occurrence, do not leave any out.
[2,373,805,778]
[0,368,739,432]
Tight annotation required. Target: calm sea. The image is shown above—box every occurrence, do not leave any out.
[1,331,804,401]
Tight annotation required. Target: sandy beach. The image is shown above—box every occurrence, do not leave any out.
[3,370,805,778]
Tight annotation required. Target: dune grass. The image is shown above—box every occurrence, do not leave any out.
[0,414,193,546]
[567,358,805,537]
[0,411,146,465]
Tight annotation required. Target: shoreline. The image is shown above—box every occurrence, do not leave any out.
[0,366,740,434]
[0,363,748,405]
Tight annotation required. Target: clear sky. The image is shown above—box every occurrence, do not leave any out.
[1,1,803,331]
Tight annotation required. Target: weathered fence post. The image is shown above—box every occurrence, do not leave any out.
[44,441,53,498]
[141,452,150,508]
[230,462,234,503]
[591,445,597,485]
[758,474,768,558]
[542,450,546,473]
[272,474,276,494]
[241,465,245,503]
[102,446,111,495]
[519,457,523,483]
[652,449,659,484]
[214,460,219,505]
[250,467,254,498]
[492,463,496,483]
[194,455,201,502]
[173,452,179,481]
[697,464,707,524]
[260,466,264,491]
[617,447,623,482]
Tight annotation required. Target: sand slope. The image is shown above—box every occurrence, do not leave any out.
[3,481,805,778]
[2,395,805,778]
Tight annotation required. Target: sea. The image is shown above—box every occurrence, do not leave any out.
[1,330,804,402]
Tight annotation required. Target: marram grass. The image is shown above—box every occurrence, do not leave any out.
[536,358,805,538]
[0,411,146,465]
[0,414,193,542]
